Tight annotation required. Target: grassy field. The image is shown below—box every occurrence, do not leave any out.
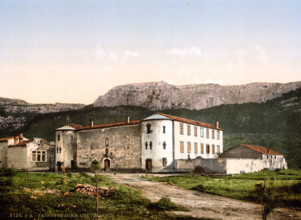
[0,170,193,220]
[142,169,301,212]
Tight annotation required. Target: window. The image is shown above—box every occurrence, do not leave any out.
[194,143,198,154]
[57,134,60,141]
[163,126,166,134]
[32,150,47,162]
[217,145,220,154]
[150,141,152,150]
[206,128,209,138]
[105,138,109,147]
[187,142,191,153]
[187,125,191,136]
[217,131,220,140]
[194,126,198,137]
[42,151,46,161]
[56,147,59,153]
[163,158,167,167]
[212,145,215,154]
[206,144,210,154]
[145,142,148,150]
[180,141,184,153]
[146,123,151,134]
[212,130,215,139]
[32,151,36,161]
[163,141,166,149]
[200,128,204,137]
[59,147,61,153]
[37,151,41,161]
[201,143,204,154]
[180,123,184,135]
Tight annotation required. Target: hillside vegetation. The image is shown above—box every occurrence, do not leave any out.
[1,89,300,167]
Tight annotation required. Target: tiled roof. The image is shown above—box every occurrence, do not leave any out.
[157,112,222,130]
[240,144,283,155]
[0,136,15,142]
[69,119,142,131]
[9,140,32,147]
[67,113,221,131]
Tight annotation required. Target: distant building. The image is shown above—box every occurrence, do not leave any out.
[55,113,223,172]
[0,134,55,171]
[176,144,287,174]
[219,144,287,173]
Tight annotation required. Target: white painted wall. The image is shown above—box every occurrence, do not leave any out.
[173,121,223,160]
[55,130,75,168]
[141,119,173,172]
[7,142,39,170]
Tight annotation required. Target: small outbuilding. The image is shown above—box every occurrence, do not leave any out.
[219,144,287,174]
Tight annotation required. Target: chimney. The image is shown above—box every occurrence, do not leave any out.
[126,116,130,124]
[267,148,270,154]
[19,133,23,142]
[215,121,219,129]
[90,120,94,128]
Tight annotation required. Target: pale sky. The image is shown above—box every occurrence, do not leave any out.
[0,0,300,104]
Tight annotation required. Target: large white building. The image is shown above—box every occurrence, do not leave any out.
[55,113,223,172]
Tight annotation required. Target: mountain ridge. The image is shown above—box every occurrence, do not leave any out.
[94,81,301,110]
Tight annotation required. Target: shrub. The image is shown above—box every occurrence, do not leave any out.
[0,168,18,177]
[91,160,101,172]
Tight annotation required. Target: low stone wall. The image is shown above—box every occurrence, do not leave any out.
[226,157,287,174]
[175,157,227,174]
[174,156,287,174]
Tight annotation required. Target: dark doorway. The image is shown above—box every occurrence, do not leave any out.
[104,159,110,171]
[71,160,76,170]
[145,159,152,172]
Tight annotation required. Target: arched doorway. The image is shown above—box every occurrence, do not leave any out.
[104,159,110,172]
[145,159,152,172]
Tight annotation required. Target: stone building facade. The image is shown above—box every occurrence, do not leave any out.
[55,113,223,172]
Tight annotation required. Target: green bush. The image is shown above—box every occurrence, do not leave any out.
[91,160,101,172]
[0,168,18,177]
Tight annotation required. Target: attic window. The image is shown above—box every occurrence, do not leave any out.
[180,123,184,135]
[163,141,166,149]
[150,141,153,150]
[200,128,204,137]
[145,142,148,150]
[187,125,191,136]
[146,124,152,134]
[57,134,60,141]
[163,126,166,134]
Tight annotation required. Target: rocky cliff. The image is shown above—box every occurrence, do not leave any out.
[93,81,301,110]
[0,97,85,132]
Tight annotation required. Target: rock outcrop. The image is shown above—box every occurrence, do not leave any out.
[94,81,301,110]
[0,98,85,132]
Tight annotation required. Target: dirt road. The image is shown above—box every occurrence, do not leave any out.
[104,173,301,220]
